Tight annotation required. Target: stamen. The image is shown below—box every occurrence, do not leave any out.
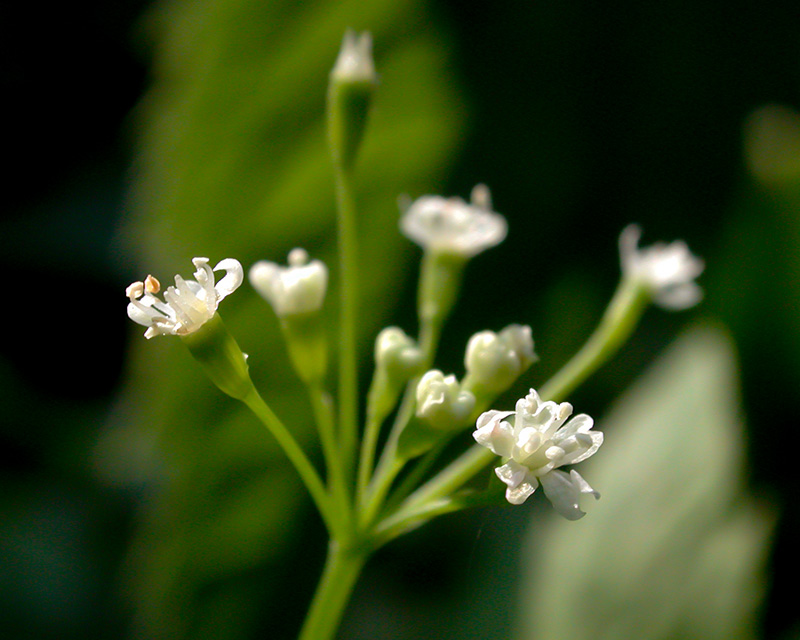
[288,248,309,267]
[145,275,161,294]
[470,183,492,209]
[126,281,144,299]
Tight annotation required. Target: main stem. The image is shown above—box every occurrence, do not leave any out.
[334,162,360,483]
[298,542,368,640]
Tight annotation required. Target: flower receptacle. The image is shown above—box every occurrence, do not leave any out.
[181,314,253,401]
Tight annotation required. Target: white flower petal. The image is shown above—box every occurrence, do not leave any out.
[561,431,604,466]
[495,460,530,490]
[506,480,537,505]
[620,224,703,310]
[654,282,703,311]
[400,186,507,258]
[213,258,244,300]
[474,410,516,457]
[539,469,599,520]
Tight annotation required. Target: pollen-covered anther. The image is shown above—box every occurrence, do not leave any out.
[144,274,161,294]
[126,281,144,299]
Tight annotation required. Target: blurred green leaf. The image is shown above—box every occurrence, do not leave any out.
[518,325,772,640]
[102,0,465,636]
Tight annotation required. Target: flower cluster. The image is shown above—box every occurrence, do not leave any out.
[120,31,711,640]
[474,389,603,519]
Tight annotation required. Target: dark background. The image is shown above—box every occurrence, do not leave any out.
[2,0,799,638]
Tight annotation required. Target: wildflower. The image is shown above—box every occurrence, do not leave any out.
[400,184,507,258]
[474,389,602,519]
[126,257,243,339]
[619,224,704,310]
[416,370,475,431]
[463,324,536,398]
[249,249,328,317]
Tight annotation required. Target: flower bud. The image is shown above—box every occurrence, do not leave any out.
[375,327,424,379]
[249,249,328,385]
[415,370,475,431]
[366,328,423,427]
[328,30,378,169]
[249,248,328,318]
[463,324,536,399]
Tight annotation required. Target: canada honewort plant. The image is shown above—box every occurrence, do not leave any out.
[124,29,704,640]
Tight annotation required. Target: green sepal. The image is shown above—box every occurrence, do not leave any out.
[280,311,328,386]
[327,78,376,171]
[181,314,253,400]
[418,250,467,325]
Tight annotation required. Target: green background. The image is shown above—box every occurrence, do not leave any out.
[1,0,799,638]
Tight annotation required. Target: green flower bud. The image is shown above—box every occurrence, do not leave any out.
[415,370,475,431]
[367,328,423,424]
[463,324,536,399]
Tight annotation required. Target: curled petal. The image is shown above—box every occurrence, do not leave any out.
[506,481,538,505]
[213,258,244,300]
[474,410,516,457]
[560,431,604,466]
[539,469,600,520]
[495,460,530,490]
[654,282,703,311]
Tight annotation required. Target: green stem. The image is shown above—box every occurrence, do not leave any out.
[309,385,351,520]
[400,446,494,513]
[333,162,360,484]
[298,542,368,640]
[373,490,496,548]
[382,437,450,514]
[357,411,383,502]
[242,388,339,535]
[540,277,649,401]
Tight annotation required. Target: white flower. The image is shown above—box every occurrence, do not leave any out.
[400,184,507,258]
[474,389,603,519]
[331,30,376,84]
[249,248,328,317]
[126,257,243,339]
[619,224,704,310]
[416,370,476,430]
